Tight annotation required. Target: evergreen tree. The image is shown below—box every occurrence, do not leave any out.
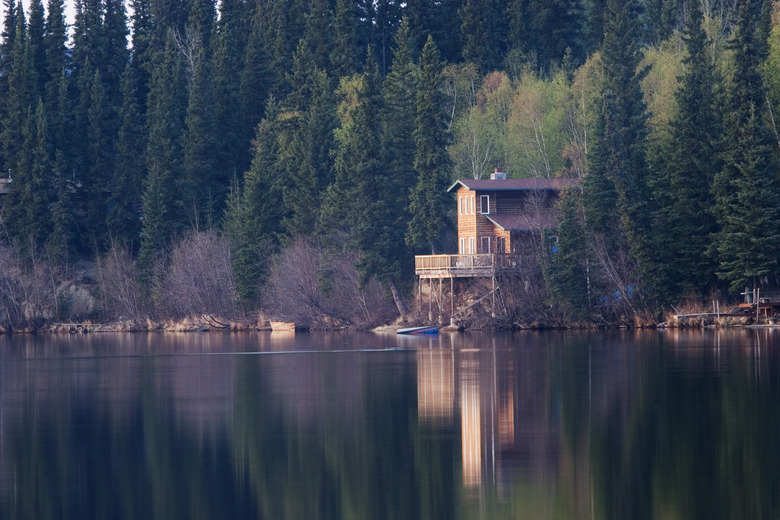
[711,0,780,293]
[101,0,129,111]
[107,64,146,248]
[186,0,216,51]
[0,0,18,169]
[43,0,68,125]
[333,0,360,78]
[582,0,661,302]
[280,69,337,237]
[406,36,452,254]
[223,97,284,307]
[543,187,589,320]
[138,31,187,269]
[302,0,335,73]
[373,0,402,75]
[47,150,78,262]
[26,0,45,96]
[2,6,32,176]
[459,0,487,70]
[5,101,53,249]
[209,0,251,217]
[383,18,419,213]
[263,0,293,100]
[240,3,271,147]
[654,0,720,297]
[182,44,217,226]
[80,70,115,247]
[128,0,154,106]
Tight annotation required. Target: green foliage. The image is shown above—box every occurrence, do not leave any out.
[138,31,187,270]
[542,187,589,320]
[407,36,452,254]
[3,0,780,320]
[651,0,720,298]
[712,0,780,293]
[223,98,284,307]
[583,0,663,305]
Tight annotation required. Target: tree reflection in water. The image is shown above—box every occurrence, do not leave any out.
[0,329,777,519]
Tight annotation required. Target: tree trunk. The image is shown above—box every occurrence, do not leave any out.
[389,279,409,317]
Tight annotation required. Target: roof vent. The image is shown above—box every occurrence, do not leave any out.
[490,168,506,180]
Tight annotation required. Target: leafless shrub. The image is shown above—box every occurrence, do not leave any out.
[160,231,238,319]
[97,243,144,321]
[264,237,397,328]
[0,241,59,329]
[586,234,650,324]
[264,237,324,326]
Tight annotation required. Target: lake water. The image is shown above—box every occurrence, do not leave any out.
[0,329,778,519]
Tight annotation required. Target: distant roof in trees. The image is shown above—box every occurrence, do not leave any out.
[447,178,580,193]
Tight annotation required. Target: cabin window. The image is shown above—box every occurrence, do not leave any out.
[496,237,506,254]
[469,237,475,254]
[458,196,462,215]
[480,236,491,254]
[472,195,476,214]
[460,238,465,254]
[480,195,490,214]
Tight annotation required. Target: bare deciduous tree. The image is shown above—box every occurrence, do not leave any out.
[161,231,237,319]
[264,237,397,328]
[97,242,143,321]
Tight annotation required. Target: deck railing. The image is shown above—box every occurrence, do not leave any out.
[414,254,530,277]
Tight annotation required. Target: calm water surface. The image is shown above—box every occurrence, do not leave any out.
[0,329,778,519]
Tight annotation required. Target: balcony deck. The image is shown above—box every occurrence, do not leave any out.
[414,254,529,278]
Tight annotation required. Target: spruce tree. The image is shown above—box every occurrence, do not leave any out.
[2,6,32,177]
[26,0,45,96]
[582,0,661,302]
[138,31,187,270]
[43,0,68,126]
[209,0,251,216]
[264,0,293,100]
[655,0,720,297]
[107,64,146,248]
[711,0,780,293]
[383,18,419,214]
[406,36,452,254]
[0,0,17,168]
[182,44,217,226]
[333,0,360,78]
[128,0,154,106]
[280,69,337,237]
[240,3,271,149]
[5,101,53,249]
[84,71,115,246]
[223,98,284,307]
[543,187,589,321]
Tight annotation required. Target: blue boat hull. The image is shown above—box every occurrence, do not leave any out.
[397,326,439,335]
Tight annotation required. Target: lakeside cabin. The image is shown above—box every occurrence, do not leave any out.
[415,170,579,280]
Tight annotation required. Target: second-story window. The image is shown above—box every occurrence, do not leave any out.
[480,195,490,214]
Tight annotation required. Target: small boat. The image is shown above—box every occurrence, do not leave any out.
[270,321,295,332]
[397,325,439,335]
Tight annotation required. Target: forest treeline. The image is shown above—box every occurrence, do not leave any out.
[1,0,779,329]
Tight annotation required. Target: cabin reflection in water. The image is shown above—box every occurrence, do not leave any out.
[416,335,546,491]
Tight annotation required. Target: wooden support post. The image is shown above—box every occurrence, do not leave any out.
[439,277,443,323]
[491,276,496,318]
[428,278,433,322]
[451,277,454,326]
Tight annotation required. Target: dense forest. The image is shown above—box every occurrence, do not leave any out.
[1,0,780,329]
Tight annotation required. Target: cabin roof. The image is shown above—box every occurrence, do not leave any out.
[447,177,579,193]
[486,212,559,231]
